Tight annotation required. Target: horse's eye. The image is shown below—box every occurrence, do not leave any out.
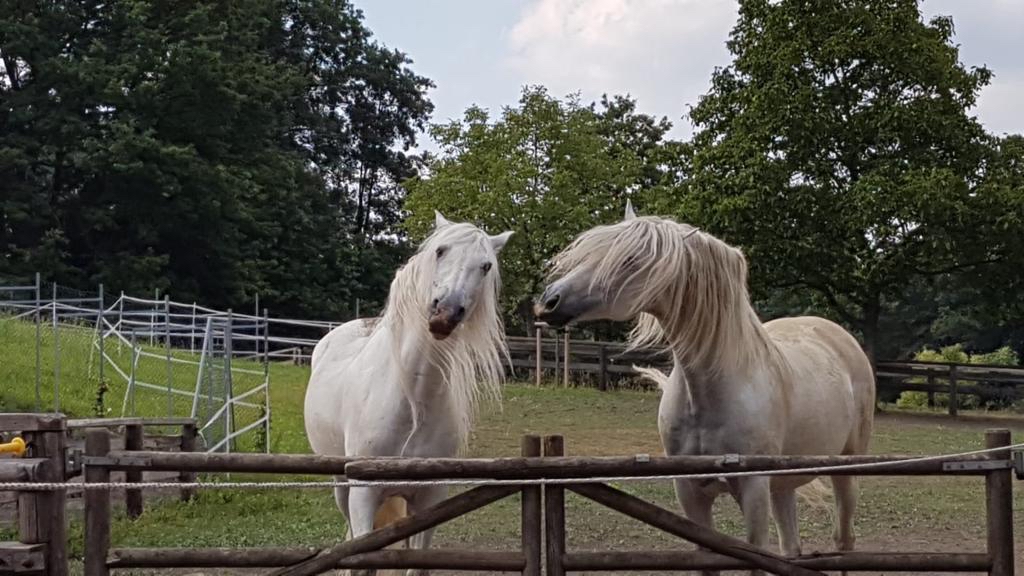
[481,262,493,273]
[436,246,446,258]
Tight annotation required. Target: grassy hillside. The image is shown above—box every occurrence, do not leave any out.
[0,315,311,452]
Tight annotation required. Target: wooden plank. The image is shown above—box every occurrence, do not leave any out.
[0,415,65,433]
[544,435,566,576]
[38,427,67,576]
[0,542,47,574]
[570,483,825,576]
[123,424,143,519]
[66,418,143,430]
[17,491,39,543]
[0,459,48,482]
[344,452,999,480]
[107,548,525,570]
[84,429,110,576]
[94,451,355,474]
[985,429,1014,576]
[562,550,991,572]
[142,435,184,451]
[949,365,959,416]
[264,485,520,576]
[520,436,541,576]
[179,422,197,502]
[68,417,197,430]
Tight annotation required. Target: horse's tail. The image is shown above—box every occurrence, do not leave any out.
[796,478,835,520]
[373,496,410,576]
[633,365,669,389]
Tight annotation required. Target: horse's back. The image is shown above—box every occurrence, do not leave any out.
[764,316,875,454]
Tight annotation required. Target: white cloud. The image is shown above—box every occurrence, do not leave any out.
[504,0,1023,139]
[504,0,738,139]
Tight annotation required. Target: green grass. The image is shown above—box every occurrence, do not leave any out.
[52,389,1024,570]
[3,314,1024,573]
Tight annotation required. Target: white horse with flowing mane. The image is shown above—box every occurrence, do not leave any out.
[304,212,513,576]
[535,202,874,573]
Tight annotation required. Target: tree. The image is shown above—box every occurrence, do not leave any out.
[682,0,1022,358]
[0,0,432,319]
[403,86,676,332]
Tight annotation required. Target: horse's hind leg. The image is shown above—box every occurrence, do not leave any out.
[830,475,857,550]
[831,475,858,576]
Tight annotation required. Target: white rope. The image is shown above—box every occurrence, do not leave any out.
[1,442,1020,492]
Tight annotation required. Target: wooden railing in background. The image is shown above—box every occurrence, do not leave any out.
[515,325,1024,413]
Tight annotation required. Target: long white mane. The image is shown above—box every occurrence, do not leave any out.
[550,216,784,377]
[373,222,507,446]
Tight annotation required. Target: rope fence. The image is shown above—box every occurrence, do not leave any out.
[3,440,1021,492]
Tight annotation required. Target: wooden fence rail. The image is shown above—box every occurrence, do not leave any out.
[0,413,1019,576]
[513,328,1024,414]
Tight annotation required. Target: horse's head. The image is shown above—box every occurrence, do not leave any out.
[535,200,700,327]
[423,211,513,340]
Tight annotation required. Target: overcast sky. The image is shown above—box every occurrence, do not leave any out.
[358,0,1024,149]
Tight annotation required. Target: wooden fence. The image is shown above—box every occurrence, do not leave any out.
[514,326,1024,412]
[1,413,1020,576]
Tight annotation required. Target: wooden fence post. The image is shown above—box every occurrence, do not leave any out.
[544,435,566,576]
[598,344,608,392]
[948,365,959,416]
[553,331,560,384]
[84,428,111,576]
[926,375,935,407]
[179,421,198,502]
[124,422,143,518]
[984,429,1013,576]
[521,435,541,576]
[22,415,68,576]
[562,330,570,387]
[534,324,542,386]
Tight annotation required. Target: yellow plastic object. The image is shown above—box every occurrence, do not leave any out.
[0,436,27,457]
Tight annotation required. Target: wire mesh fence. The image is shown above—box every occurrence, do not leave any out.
[0,276,284,453]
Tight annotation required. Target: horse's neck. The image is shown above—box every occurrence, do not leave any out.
[657,307,783,414]
[392,323,452,410]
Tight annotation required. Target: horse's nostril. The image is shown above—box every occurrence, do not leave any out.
[431,298,440,311]
[455,306,466,321]
[544,293,561,311]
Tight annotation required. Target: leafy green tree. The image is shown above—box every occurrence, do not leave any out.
[1,0,432,319]
[403,86,675,331]
[682,0,1023,358]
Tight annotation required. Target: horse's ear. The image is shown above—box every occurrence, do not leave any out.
[434,210,452,229]
[489,230,514,253]
[624,199,637,220]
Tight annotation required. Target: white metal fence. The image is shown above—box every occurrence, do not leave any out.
[0,275,348,453]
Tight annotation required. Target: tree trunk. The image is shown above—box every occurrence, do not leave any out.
[860,295,880,364]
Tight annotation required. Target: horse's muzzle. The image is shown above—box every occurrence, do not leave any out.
[428,305,465,340]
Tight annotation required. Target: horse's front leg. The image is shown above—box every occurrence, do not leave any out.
[404,486,448,576]
[674,479,719,576]
[728,476,772,576]
[347,486,384,576]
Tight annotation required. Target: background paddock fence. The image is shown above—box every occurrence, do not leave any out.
[4,276,1024,447]
[516,323,1024,407]
[1,413,1020,576]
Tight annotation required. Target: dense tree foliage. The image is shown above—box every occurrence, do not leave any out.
[3,0,1021,360]
[677,0,1024,358]
[404,86,680,332]
[1,0,430,318]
